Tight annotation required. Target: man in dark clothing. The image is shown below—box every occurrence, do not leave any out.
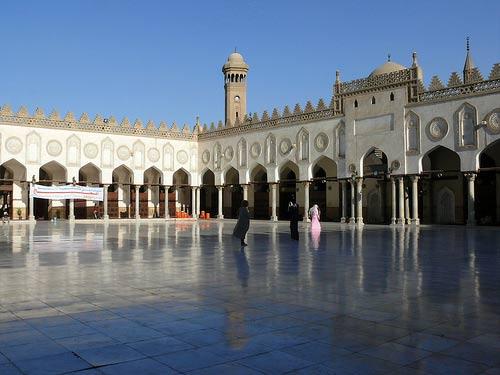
[233,200,250,246]
[288,196,300,241]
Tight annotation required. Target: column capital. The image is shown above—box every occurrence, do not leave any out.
[303,180,311,186]
[410,175,420,182]
[464,172,477,181]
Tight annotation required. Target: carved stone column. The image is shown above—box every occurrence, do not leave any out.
[217,186,224,219]
[29,181,35,222]
[349,179,355,224]
[164,186,170,219]
[196,187,201,217]
[356,177,363,225]
[68,181,76,221]
[465,172,476,226]
[271,183,278,221]
[397,177,405,225]
[340,180,347,223]
[135,185,140,219]
[103,184,109,220]
[404,184,410,225]
[191,187,197,218]
[410,176,419,225]
[242,184,248,201]
[390,177,396,225]
[303,181,310,222]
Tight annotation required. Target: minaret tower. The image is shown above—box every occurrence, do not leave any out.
[463,37,476,84]
[222,50,249,126]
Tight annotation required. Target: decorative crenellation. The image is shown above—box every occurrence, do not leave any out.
[336,68,416,96]
[419,77,500,103]
[0,105,198,140]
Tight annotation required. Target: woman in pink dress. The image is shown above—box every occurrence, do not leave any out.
[309,204,321,232]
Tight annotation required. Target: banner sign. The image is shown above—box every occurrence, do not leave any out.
[31,184,104,201]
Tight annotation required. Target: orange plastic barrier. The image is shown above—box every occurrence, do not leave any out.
[206,213,210,219]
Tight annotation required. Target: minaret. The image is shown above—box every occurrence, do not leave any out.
[463,37,476,84]
[222,51,249,126]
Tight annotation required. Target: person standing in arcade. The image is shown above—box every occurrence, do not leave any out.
[288,195,300,241]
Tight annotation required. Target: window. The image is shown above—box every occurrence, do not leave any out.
[371,96,376,104]
[236,112,239,118]
[354,100,358,108]
[390,92,395,101]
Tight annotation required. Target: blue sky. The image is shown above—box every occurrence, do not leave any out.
[0,0,498,128]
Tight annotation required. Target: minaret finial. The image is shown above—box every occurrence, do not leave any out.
[466,36,470,52]
[387,53,391,62]
[234,46,237,53]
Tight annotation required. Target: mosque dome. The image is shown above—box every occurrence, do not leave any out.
[369,61,406,77]
[223,51,249,72]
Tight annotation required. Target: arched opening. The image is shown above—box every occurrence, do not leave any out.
[37,161,67,220]
[144,167,162,218]
[362,149,389,224]
[224,167,242,219]
[311,157,338,221]
[200,169,217,218]
[371,96,376,105]
[421,146,462,224]
[77,163,102,219]
[477,140,500,225]
[278,161,299,219]
[0,159,27,220]
[390,92,395,101]
[250,164,269,219]
[111,165,133,219]
[172,168,191,216]
[354,100,358,108]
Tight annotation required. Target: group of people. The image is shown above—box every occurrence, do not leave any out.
[233,196,321,247]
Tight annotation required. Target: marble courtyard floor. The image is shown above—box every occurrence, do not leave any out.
[0,221,499,375]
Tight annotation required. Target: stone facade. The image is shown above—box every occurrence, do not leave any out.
[1,43,499,225]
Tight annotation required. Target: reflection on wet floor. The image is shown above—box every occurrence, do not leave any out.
[0,221,499,374]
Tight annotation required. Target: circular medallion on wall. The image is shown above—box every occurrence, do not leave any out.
[46,140,62,157]
[348,163,357,174]
[314,132,329,152]
[147,148,160,162]
[250,142,261,159]
[486,109,500,134]
[391,160,401,171]
[426,117,448,141]
[84,143,98,159]
[224,146,234,161]
[202,150,210,164]
[279,138,293,156]
[117,145,131,160]
[5,137,23,155]
[177,150,188,164]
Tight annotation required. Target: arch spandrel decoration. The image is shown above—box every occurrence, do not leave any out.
[265,133,277,166]
[456,102,477,149]
[485,108,500,134]
[101,138,114,168]
[66,134,81,167]
[26,131,41,164]
[132,140,145,169]
[405,111,420,155]
[162,143,174,171]
[296,128,309,162]
[237,138,247,168]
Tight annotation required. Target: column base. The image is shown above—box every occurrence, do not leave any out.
[103,215,109,220]
[390,217,396,225]
[192,214,198,219]
[396,218,405,225]
[406,219,412,225]
[270,216,278,222]
[69,216,75,222]
[135,215,140,220]
[356,217,364,226]
[348,217,356,224]
[412,218,420,225]
[217,215,224,219]
[28,216,36,223]
[340,217,346,223]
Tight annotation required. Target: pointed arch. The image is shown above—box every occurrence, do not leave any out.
[0,159,27,181]
[250,163,267,182]
[310,155,337,179]
[39,161,67,183]
[143,166,163,184]
[225,166,239,185]
[112,164,134,184]
[360,147,388,176]
[79,163,101,183]
[173,167,191,186]
[201,168,215,185]
[421,145,460,172]
[279,160,299,180]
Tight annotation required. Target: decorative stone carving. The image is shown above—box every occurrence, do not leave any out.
[391,160,401,171]
[101,138,114,168]
[265,133,277,165]
[177,150,188,164]
[279,138,293,156]
[486,109,500,134]
[46,140,62,157]
[26,132,41,164]
[406,112,420,154]
[84,143,98,159]
[132,140,145,169]
[202,150,210,164]
[314,132,329,152]
[163,143,174,171]
[426,117,448,141]
[147,148,160,162]
[348,163,357,174]
[117,145,131,160]
[297,128,309,161]
[337,121,346,158]
[237,138,247,168]
[5,137,23,155]
[456,103,477,148]
[250,142,261,159]
[224,146,234,161]
[66,135,81,166]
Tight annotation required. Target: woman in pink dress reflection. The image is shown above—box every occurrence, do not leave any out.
[309,204,321,232]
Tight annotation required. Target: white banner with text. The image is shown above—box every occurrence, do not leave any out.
[31,184,104,201]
